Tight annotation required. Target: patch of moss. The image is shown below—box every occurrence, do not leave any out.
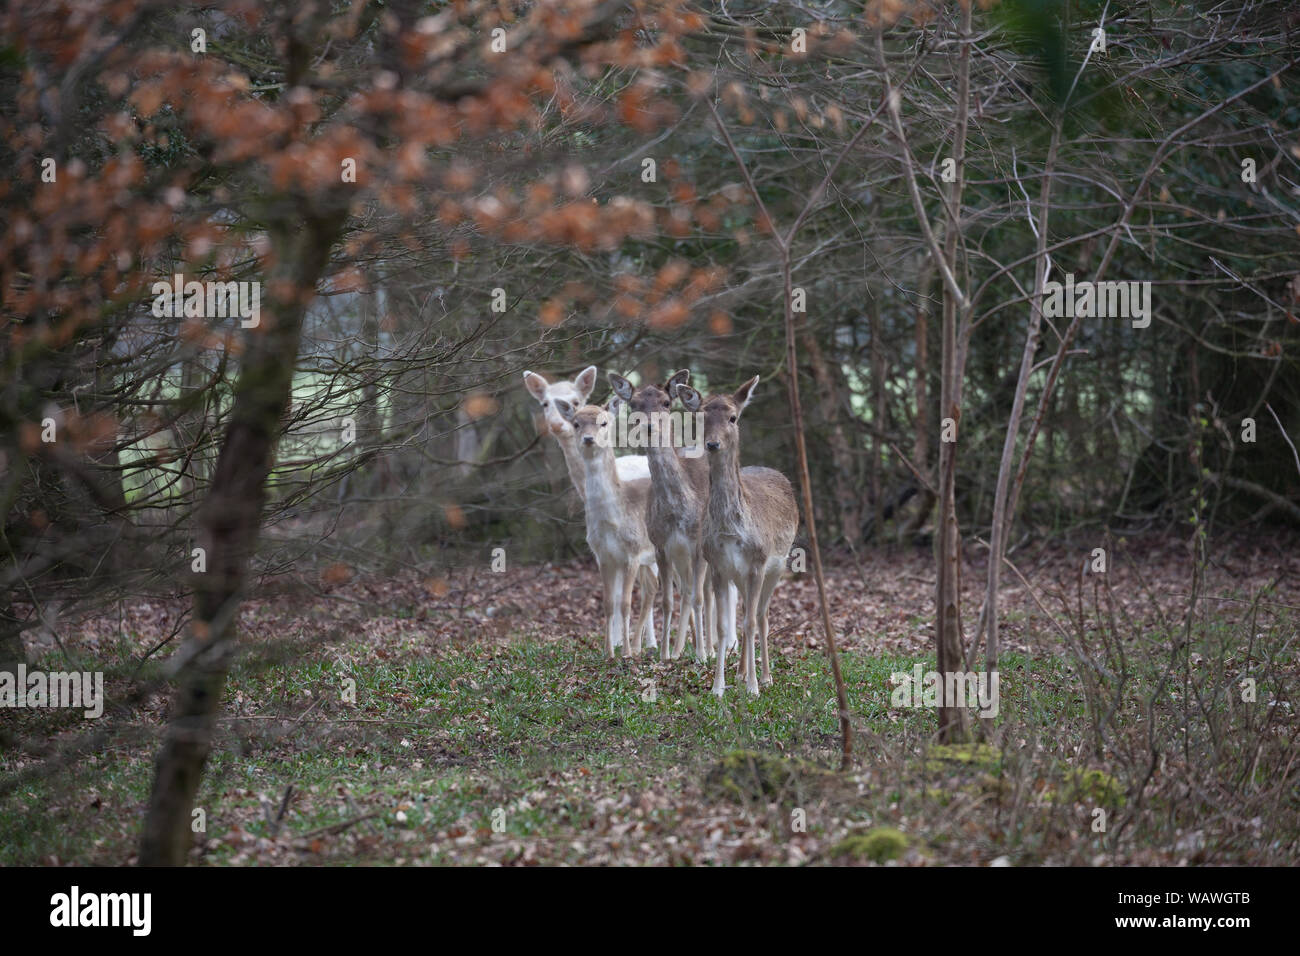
[831,827,909,863]
[924,787,952,806]
[1052,768,1125,808]
[704,749,832,805]
[924,742,1001,774]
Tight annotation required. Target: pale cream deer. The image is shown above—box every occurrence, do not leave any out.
[522,366,650,493]
[523,367,656,651]
[553,398,658,659]
[678,377,798,695]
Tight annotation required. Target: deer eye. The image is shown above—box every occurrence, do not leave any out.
[600,421,607,428]
[542,401,549,407]
[663,401,670,409]
[729,415,737,423]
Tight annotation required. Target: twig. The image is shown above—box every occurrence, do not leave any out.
[1266,403,1300,477]
[294,810,382,841]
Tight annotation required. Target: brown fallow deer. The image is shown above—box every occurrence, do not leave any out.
[608,370,713,662]
[553,398,658,659]
[523,367,657,652]
[677,377,798,695]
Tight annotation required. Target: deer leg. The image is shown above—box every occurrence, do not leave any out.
[623,565,640,653]
[655,550,672,661]
[725,583,739,651]
[675,566,694,660]
[638,564,658,652]
[631,560,657,659]
[711,571,735,696]
[692,557,709,660]
[600,561,619,659]
[743,568,762,694]
[704,577,717,657]
[674,564,694,659]
[619,563,637,658]
[735,579,749,685]
[669,566,684,660]
[756,562,783,687]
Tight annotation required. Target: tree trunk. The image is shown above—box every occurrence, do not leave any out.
[802,328,861,549]
[934,3,973,744]
[0,604,24,676]
[905,260,935,539]
[138,210,344,865]
[984,129,1058,683]
[869,305,885,539]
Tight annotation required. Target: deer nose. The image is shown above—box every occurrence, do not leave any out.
[706,440,720,451]
[582,435,595,445]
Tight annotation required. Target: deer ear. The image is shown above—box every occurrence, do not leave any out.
[523,371,548,402]
[677,384,702,412]
[733,375,760,415]
[666,368,691,393]
[607,372,634,402]
[553,398,578,422]
[574,366,598,402]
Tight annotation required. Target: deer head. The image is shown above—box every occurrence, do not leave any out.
[522,365,598,437]
[552,399,613,455]
[675,375,759,456]
[608,369,690,414]
[608,370,690,445]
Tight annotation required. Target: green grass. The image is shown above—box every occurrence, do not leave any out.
[3,614,1294,865]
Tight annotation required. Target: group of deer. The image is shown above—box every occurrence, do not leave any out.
[523,366,799,695]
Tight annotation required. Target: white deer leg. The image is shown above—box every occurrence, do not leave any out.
[692,558,708,660]
[726,583,739,651]
[639,563,658,651]
[743,568,762,695]
[735,580,748,684]
[712,574,737,696]
[705,582,717,658]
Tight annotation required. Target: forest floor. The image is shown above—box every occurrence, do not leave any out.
[3,531,1299,866]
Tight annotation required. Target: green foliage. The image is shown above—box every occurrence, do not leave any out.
[830,827,909,863]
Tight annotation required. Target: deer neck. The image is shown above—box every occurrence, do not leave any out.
[707,447,747,533]
[580,443,622,520]
[646,437,695,505]
[554,429,587,503]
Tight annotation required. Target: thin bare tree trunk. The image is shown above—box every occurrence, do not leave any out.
[933,4,973,744]
[869,305,885,539]
[784,260,852,769]
[139,210,345,865]
[707,95,863,769]
[905,261,935,539]
[802,329,862,549]
[984,129,1059,680]
[881,6,971,742]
